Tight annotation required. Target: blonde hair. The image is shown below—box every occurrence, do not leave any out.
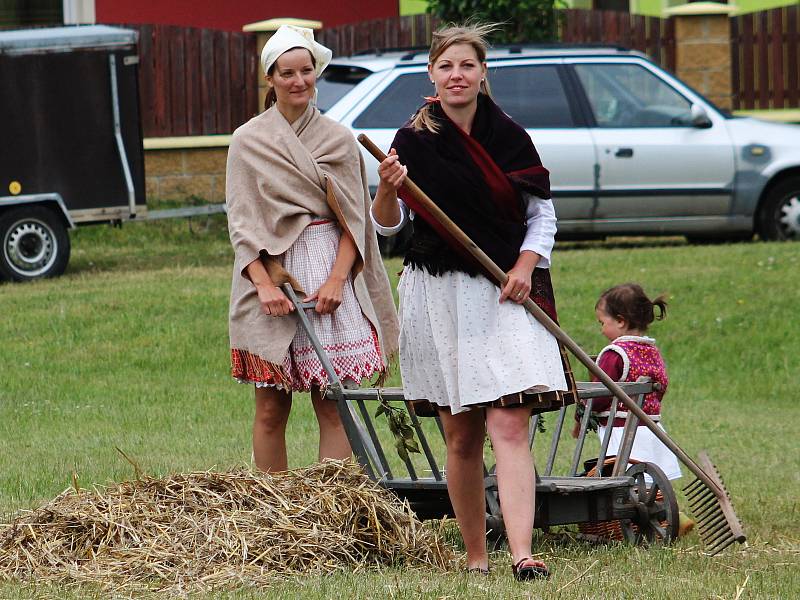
[411,23,496,133]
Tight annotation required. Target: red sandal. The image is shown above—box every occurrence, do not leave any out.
[512,557,550,581]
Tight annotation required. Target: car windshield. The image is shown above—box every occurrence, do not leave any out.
[316,65,373,113]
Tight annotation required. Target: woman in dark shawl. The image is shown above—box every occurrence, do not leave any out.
[370,24,576,581]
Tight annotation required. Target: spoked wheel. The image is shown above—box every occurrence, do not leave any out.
[484,474,506,551]
[486,512,506,551]
[620,462,679,545]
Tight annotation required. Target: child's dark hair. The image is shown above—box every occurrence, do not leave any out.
[596,283,667,331]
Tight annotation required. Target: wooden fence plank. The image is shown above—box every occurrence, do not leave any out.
[200,28,216,134]
[228,32,245,130]
[604,11,618,44]
[137,25,156,136]
[620,12,632,49]
[153,25,171,137]
[731,17,741,109]
[772,8,784,108]
[649,18,661,65]
[742,15,755,109]
[168,26,187,136]
[787,6,799,107]
[567,9,580,41]
[244,33,259,120]
[214,30,231,133]
[757,10,770,108]
[184,27,203,135]
[590,9,603,42]
[633,15,647,55]
[661,16,674,72]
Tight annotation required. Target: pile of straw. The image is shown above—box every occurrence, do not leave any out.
[0,460,454,593]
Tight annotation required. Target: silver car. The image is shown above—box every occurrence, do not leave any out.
[318,47,800,242]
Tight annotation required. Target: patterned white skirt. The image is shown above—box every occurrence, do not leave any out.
[397,266,567,414]
[235,220,383,391]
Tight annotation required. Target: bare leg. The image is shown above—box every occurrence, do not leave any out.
[438,408,488,570]
[253,386,292,472]
[311,388,352,461]
[486,404,535,564]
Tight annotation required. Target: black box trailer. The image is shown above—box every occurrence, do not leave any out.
[0,25,145,281]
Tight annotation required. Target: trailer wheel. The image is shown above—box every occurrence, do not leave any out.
[0,206,71,282]
[620,462,679,545]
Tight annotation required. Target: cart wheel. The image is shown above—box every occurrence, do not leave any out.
[484,477,506,551]
[0,206,70,282]
[620,462,679,545]
[486,512,506,551]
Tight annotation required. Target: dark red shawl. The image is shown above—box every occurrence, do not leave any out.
[392,93,558,320]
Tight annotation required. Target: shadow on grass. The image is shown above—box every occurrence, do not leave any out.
[555,236,689,252]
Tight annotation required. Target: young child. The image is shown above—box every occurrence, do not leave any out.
[572,282,693,535]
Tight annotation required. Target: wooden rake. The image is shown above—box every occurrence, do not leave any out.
[359,134,746,555]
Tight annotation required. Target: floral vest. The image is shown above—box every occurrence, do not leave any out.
[597,336,668,422]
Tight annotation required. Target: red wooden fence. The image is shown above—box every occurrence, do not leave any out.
[130,24,258,137]
[316,14,440,57]
[560,9,676,72]
[731,5,800,110]
[127,8,800,137]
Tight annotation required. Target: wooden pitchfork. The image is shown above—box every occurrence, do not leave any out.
[358,134,746,555]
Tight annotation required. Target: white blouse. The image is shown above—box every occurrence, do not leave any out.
[370,193,557,269]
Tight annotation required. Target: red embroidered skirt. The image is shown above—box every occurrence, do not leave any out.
[232,221,384,391]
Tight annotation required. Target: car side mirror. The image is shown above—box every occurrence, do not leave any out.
[690,104,712,129]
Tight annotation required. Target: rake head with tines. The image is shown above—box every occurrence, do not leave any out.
[683,451,746,555]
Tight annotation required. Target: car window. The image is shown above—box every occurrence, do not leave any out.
[574,63,692,128]
[316,66,373,113]
[489,64,575,128]
[352,72,430,128]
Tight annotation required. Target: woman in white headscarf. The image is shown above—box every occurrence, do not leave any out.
[225,25,398,472]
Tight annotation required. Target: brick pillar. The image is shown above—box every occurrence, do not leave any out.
[242,17,323,113]
[665,2,736,111]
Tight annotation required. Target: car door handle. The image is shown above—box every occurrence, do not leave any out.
[614,147,634,158]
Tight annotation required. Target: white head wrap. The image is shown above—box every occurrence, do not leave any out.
[260,25,332,77]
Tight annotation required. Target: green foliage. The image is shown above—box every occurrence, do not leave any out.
[574,401,599,432]
[428,0,563,43]
[375,394,421,463]
[536,413,547,433]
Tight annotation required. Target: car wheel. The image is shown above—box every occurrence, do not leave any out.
[0,205,71,282]
[758,177,800,241]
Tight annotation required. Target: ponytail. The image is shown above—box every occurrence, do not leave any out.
[264,87,277,110]
[652,294,668,321]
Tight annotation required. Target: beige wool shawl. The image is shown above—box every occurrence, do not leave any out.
[226,103,399,366]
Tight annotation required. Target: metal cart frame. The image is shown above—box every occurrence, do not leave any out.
[284,284,679,544]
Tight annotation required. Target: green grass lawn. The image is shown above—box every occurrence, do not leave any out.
[1,215,798,598]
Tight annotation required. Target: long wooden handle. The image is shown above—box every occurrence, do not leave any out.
[359,133,721,494]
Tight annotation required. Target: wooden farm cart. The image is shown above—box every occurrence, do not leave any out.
[283,284,680,545]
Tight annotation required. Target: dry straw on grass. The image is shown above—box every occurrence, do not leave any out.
[0,460,454,594]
